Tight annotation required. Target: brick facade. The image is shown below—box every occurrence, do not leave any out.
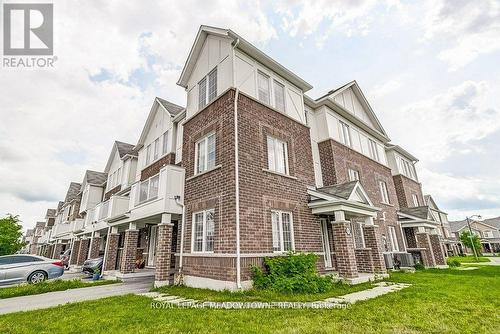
[76,239,90,265]
[155,223,173,282]
[429,234,446,265]
[52,243,64,259]
[89,237,101,259]
[104,233,119,271]
[331,221,358,278]
[70,239,80,265]
[363,225,387,273]
[393,174,424,208]
[140,153,176,181]
[416,232,435,267]
[120,229,139,274]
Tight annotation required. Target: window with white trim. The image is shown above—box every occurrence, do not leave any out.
[198,68,217,110]
[348,168,360,181]
[192,209,215,253]
[153,138,159,161]
[146,144,152,165]
[379,180,390,204]
[271,210,294,252]
[368,139,380,161]
[484,230,494,238]
[340,121,352,147]
[412,193,419,207]
[267,136,289,175]
[162,131,169,155]
[273,80,285,112]
[397,156,416,180]
[195,133,216,174]
[351,222,365,248]
[388,226,399,251]
[257,71,270,105]
[138,174,159,204]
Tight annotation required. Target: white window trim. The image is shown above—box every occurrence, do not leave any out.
[273,79,286,112]
[198,67,217,110]
[271,210,295,253]
[388,226,399,251]
[340,121,352,147]
[137,174,160,205]
[348,168,360,181]
[191,209,215,253]
[194,132,216,175]
[412,193,419,207]
[267,135,289,175]
[368,139,380,162]
[379,180,390,204]
[162,130,169,155]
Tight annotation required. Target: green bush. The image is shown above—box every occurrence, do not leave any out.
[414,262,425,271]
[251,252,334,294]
[447,258,461,267]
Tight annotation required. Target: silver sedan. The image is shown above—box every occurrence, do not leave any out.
[0,254,64,285]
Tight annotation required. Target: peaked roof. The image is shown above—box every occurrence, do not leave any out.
[82,170,107,188]
[385,144,419,162]
[177,25,312,91]
[316,181,374,206]
[156,97,184,116]
[35,221,45,229]
[45,209,56,218]
[449,218,499,233]
[64,182,81,204]
[483,216,500,229]
[104,141,137,173]
[400,206,433,220]
[56,201,64,212]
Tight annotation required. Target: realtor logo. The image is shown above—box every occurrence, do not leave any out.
[3,3,53,56]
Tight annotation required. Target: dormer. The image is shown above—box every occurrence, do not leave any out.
[79,170,107,214]
[103,140,138,199]
[60,182,82,222]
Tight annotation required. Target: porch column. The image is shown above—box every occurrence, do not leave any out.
[52,242,64,259]
[155,214,174,287]
[104,227,119,271]
[47,244,54,260]
[89,232,101,259]
[120,223,139,274]
[416,230,435,267]
[76,238,90,266]
[331,211,358,278]
[363,224,387,274]
[429,233,446,266]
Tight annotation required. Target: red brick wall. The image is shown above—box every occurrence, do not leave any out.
[392,174,424,208]
[140,153,176,181]
[354,248,374,273]
[104,233,119,271]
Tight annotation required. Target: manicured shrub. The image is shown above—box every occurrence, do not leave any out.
[251,252,335,294]
[447,258,461,267]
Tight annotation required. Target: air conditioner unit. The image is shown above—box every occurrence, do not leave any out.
[394,252,415,267]
[383,253,394,269]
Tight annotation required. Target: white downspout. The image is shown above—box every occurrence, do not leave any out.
[175,196,186,282]
[100,226,111,278]
[232,37,242,289]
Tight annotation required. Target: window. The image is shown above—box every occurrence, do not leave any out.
[138,174,159,204]
[8,256,43,263]
[348,169,360,181]
[116,168,121,187]
[195,133,216,174]
[162,131,169,155]
[257,71,270,105]
[267,136,288,174]
[340,121,352,147]
[379,181,390,204]
[198,68,217,110]
[398,156,416,180]
[153,138,159,161]
[271,210,294,252]
[351,222,365,248]
[273,80,285,112]
[388,226,399,251]
[484,231,494,238]
[192,209,215,253]
[368,139,380,161]
[412,194,419,207]
[148,175,159,199]
[146,144,152,165]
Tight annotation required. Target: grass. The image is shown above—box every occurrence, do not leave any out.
[448,255,491,263]
[0,278,118,299]
[0,266,499,333]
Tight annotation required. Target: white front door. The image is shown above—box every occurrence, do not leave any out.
[320,219,332,268]
[147,225,158,266]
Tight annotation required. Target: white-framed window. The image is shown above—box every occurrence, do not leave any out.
[162,131,169,155]
[388,226,399,251]
[192,209,215,253]
[146,144,152,165]
[138,174,160,204]
[484,230,494,238]
[348,169,360,181]
[368,139,380,161]
[412,193,419,207]
[195,133,216,174]
[398,156,416,180]
[257,71,270,105]
[267,136,289,175]
[340,121,352,147]
[379,180,390,204]
[273,80,285,112]
[153,138,159,161]
[351,222,365,248]
[198,68,217,110]
[271,210,294,252]
[116,168,121,187]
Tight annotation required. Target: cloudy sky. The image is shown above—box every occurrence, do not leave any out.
[1,0,499,230]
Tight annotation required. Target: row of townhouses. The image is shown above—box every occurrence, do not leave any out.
[449,217,500,254]
[26,26,460,290]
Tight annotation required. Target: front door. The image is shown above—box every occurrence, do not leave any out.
[147,225,158,266]
[320,219,332,268]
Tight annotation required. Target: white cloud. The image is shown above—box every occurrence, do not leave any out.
[369,79,402,99]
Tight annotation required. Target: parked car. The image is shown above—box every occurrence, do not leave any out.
[82,257,103,276]
[60,249,71,269]
[0,254,64,285]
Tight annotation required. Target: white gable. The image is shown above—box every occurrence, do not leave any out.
[332,86,376,128]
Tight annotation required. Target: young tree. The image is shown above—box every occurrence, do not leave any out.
[0,214,26,255]
[459,231,482,257]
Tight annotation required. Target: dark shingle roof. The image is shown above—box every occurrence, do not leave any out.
[64,182,81,204]
[115,141,137,158]
[400,206,430,220]
[156,97,184,116]
[318,181,358,200]
[449,220,467,232]
[45,209,56,218]
[85,170,107,186]
[450,217,500,232]
[57,201,64,212]
[483,217,500,229]
[35,221,45,229]
[25,229,34,237]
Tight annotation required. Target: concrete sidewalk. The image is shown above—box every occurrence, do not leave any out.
[0,278,152,315]
[468,257,500,266]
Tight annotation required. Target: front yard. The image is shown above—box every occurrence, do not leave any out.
[0,266,499,333]
[447,255,491,263]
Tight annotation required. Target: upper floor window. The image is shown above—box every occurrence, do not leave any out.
[257,71,270,105]
[267,136,288,175]
[348,169,360,181]
[153,138,159,161]
[398,156,416,180]
[484,230,494,238]
[195,133,216,174]
[379,180,390,204]
[388,226,399,251]
[368,139,380,161]
[198,68,217,110]
[273,80,285,112]
[192,209,214,253]
[146,144,152,165]
[138,174,159,204]
[271,210,294,252]
[340,121,352,147]
[412,193,419,207]
[162,131,169,155]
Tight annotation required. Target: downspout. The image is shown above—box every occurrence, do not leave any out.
[100,226,111,278]
[232,37,242,289]
[175,196,186,285]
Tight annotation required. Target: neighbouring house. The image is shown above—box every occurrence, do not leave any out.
[25,25,456,290]
[450,217,500,254]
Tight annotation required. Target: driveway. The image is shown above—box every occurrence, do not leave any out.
[0,277,153,315]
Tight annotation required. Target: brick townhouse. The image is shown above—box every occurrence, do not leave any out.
[30,25,453,290]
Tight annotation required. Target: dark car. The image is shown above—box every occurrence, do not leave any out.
[82,257,103,276]
[60,249,71,269]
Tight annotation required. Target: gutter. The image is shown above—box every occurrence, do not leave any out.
[175,196,186,283]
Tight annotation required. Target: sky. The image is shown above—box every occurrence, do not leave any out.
[1,0,499,231]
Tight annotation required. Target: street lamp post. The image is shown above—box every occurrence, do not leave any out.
[465,215,482,261]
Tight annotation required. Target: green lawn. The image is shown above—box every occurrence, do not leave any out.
[0,278,118,299]
[448,255,491,263]
[0,267,499,333]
